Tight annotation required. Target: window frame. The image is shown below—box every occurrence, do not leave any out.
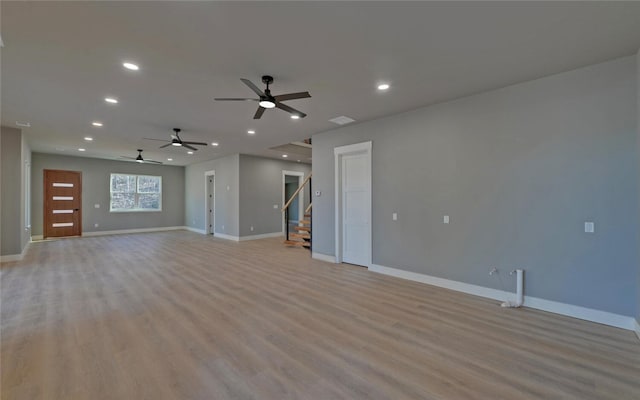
[109,173,162,212]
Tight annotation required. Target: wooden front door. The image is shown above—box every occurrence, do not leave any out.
[44,169,82,238]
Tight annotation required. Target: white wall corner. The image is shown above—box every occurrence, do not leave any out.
[369,263,636,331]
[312,252,337,263]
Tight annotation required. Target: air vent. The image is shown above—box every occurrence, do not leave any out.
[329,116,355,125]
[16,121,31,128]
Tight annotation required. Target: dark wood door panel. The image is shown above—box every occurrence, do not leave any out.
[44,169,82,238]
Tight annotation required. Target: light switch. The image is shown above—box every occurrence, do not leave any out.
[94,204,100,208]
[584,222,595,233]
[443,215,450,224]
[392,213,397,221]
[227,185,230,191]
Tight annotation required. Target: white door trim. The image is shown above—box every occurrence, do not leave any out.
[282,170,305,233]
[204,170,215,235]
[334,141,372,266]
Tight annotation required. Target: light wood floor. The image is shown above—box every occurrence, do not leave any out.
[2,231,639,400]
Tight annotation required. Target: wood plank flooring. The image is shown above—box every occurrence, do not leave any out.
[2,231,639,399]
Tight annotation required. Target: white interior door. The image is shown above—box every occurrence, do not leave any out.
[340,152,370,266]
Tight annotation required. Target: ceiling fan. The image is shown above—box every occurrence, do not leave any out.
[215,75,311,119]
[144,128,208,151]
[120,149,162,164]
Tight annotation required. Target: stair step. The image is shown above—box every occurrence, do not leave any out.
[304,213,312,218]
[290,233,311,240]
[283,240,311,248]
[295,226,311,232]
[299,219,311,225]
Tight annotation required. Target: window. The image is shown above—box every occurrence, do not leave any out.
[110,174,162,212]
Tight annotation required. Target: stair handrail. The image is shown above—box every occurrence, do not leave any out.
[282,172,312,212]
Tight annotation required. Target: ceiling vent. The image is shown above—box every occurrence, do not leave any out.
[16,121,31,128]
[329,116,355,125]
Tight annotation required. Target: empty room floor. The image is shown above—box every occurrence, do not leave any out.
[1,231,639,400]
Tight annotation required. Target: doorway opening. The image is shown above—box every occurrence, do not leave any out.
[282,170,304,234]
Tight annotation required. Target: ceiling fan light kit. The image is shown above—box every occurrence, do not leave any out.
[121,149,162,164]
[215,75,311,119]
[144,128,208,152]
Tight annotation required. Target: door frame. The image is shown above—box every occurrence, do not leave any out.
[334,141,372,267]
[282,170,305,233]
[204,170,215,235]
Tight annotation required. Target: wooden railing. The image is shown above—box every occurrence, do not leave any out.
[282,172,312,212]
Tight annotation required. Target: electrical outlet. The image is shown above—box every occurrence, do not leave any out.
[489,267,498,275]
[392,213,397,221]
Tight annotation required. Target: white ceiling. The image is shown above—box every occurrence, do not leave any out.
[2,2,640,166]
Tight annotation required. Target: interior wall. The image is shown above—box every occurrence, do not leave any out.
[184,154,239,236]
[312,56,638,317]
[31,153,185,235]
[1,126,28,256]
[636,48,640,324]
[238,154,311,237]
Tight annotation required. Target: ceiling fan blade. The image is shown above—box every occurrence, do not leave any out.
[144,137,169,142]
[182,141,208,146]
[214,98,258,101]
[274,92,311,102]
[183,144,198,151]
[240,78,265,97]
[144,159,163,165]
[275,102,307,118]
[119,156,136,160]
[254,106,266,119]
[159,143,173,149]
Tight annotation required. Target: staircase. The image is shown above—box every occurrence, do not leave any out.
[284,209,312,248]
[282,173,312,250]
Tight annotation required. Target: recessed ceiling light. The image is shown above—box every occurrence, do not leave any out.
[282,154,288,158]
[247,130,255,135]
[290,115,300,120]
[211,142,219,146]
[377,83,390,91]
[78,148,86,152]
[187,151,194,155]
[105,97,118,104]
[91,122,103,127]
[84,137,93,141]
[122,62,139,71]
[167,158,173,161]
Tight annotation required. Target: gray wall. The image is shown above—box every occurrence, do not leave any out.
[312,56,638,317]
[185,154,240,236]
[637,49,640,323]
[31,153,185,235]
[1,126,30,256]
[238,154,311,237]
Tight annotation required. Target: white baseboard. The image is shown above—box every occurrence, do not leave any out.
[0,241,31,263]
[185,227,207,235]
[82,226,186,237]
[635,319,640,341]
[31,235,43,241]
[369,263,636,331]
[312,252,337,263]
[239,232,283,241]
[213,232,240,241]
